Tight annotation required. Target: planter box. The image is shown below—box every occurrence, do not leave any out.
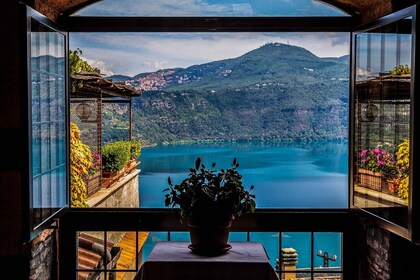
[102,169,125,179]
[102,161,140,188]
[358,169,383,191]
[84,171,101,197]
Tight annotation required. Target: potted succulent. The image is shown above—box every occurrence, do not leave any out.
[164,157,256,255]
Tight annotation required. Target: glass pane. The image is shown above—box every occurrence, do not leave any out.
[354,15,412,228]
[70,31,349,209]
[107,231,148,272]
[228,232,247,242]
[250,232,279,269]
[313,233,342,270]
[30,19,67,229]
[281,232,311,271]
[281,272,310,280]
[142,232,168,262]
[314,273,342,280]
[170,231,190,241]
[73,0,349,17]
[108,272,136,280]
[77,231,105,270]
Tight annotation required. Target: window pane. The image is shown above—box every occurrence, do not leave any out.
[313,232,342,270]
[353,15,412,228]
[281,272,311,280]
[282,232,311,271]
[250,232,279,269]
[70,32,349,209]
[73,0,349,17]
[30,20,67,229]
[170,231,190,241]
[314,273,342,280]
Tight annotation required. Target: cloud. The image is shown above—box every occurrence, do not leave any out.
[82,57,115,76]
[71,32,350,76]
[356,67,372,78]
[144,60,169,70]
[76,0,254,16]
[74,0,345,16]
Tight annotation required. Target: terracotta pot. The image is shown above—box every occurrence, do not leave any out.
[188,219,232,255]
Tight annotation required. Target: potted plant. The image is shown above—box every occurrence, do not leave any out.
[164,157,256,255]
[357,147,396,191]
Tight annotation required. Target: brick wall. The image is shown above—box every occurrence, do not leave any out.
[29,229,57,280]
[364,224,391,280]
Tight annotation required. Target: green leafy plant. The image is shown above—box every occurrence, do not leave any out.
[69,48,100,93]
[123,140,142,160]
[70,122,92,207]
[101,141,131,172]
[164,157,256,223]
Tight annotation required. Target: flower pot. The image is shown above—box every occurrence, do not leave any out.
[102,169,124,179]
[188,219,232,256]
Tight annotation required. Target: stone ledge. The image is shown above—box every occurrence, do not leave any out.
[87,169,140,208]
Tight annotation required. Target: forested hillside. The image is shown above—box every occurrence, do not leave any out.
[103,43,349,145]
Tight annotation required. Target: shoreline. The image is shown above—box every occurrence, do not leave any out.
[142,138,349,148]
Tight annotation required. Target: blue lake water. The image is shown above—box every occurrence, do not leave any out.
[138,141,347,268]
[139,140,348,209]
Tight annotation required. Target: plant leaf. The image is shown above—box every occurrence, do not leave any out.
[195,157,201,170]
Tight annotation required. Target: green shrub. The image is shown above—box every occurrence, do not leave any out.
[127,140,142,160]
[102,141,131,172]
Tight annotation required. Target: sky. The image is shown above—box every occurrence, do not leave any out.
[70,32,350,77]
[74,0,348,17]
[69,0,350,76]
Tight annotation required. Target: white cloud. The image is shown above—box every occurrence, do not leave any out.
[356,67,372,78]
[76,0,254,16]
[82,57,115,76]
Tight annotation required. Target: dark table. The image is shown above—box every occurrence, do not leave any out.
[135,241,278,280]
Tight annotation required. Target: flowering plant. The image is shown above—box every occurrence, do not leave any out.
[358,147,397,177]
[88,151,102,175]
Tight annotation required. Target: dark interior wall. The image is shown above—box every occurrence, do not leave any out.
[0,0,30,278]
[358,218,420,280]
[389,231,420,279]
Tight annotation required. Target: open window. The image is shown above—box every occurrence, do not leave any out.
[351,5,419,242]
[22,4,69,240]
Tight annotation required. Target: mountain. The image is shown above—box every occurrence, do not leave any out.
[102,43,349,145]
[106,74,133,82]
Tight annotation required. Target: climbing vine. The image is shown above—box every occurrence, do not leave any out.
[70,122,92,207]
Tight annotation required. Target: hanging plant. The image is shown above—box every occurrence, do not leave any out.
[70,122,92,207]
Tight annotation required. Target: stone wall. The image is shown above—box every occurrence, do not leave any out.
[90,170,140,208]
[362,223,391,280]
[29,229,57,280]
[359,218,420,280]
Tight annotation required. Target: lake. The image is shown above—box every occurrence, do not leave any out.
[138,140,347,268]
[138,140,348,208]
